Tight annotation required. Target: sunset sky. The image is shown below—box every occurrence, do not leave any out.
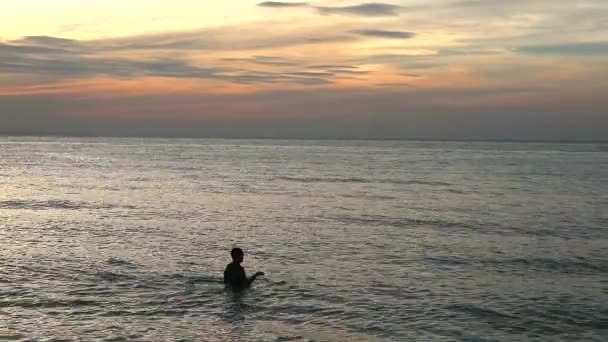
[1,0,607,140]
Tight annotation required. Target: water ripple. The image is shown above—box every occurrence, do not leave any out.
[277,176,452,186]
[0,199,136,210]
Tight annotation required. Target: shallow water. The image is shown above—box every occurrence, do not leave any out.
[0,137,606,341]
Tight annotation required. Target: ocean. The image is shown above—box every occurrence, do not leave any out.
[0,137,606,341]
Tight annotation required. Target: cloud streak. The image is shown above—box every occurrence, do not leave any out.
[257,1,309,8]
[257,1,402,17]
[54,19,107,34]
[221,56,300,66]
[519,42,608,55]
[317,3,402,16]
[352,29,415,39]
[89,24,357,51]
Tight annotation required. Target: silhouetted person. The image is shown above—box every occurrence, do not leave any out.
[224,248,264,289]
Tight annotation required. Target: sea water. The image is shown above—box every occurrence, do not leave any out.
[0,137,606,341]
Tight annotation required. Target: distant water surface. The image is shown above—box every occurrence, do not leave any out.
[0,137,606,341]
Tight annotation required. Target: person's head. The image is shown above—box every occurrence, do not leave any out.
[231,247,244,264]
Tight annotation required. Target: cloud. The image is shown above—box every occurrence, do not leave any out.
[9,36,81,49]
[257,1,308,8]
[355,46,506,70]
[0,42,69,55]
[54,19,107,34]
[222,56,300,66]
[316,3,401,17]
[0,35,344,86]
[439,48,504,56]
[230,72,332,85]
[309,65,358,70]
[257,1,402,17]
[519,42,608,55]
[375,82,414,88]
[0,36,81,56]
[352,29,415,39]
[14,36,78,45]
[254,56,300,66]
[5,18,363,55]
[288,71,334,77]
[357,54,444,70]
[301,65,371,76]
[0,53,335,86]
[0,53,227,80]
[2,29,413,85]
[90,25,356,51]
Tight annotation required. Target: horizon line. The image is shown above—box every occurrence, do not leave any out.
[1,132,607,144]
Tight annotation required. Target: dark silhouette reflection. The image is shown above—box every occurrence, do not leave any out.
[223,248,264,290]
[224,288,247,323]
[221,288,247,342]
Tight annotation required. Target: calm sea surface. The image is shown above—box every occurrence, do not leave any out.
[0,137,606,341]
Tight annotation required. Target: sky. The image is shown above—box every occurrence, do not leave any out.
[1,0,607,140]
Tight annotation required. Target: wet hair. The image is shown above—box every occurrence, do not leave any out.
[231,248,243,259]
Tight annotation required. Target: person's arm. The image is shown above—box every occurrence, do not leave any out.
[247,271,265,285]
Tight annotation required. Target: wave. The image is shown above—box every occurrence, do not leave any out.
[0,297,100,309]
[97,308,188,318]
[0,199,136,211]
[327,214,472,230]
[424,255,608,273]
[340,194,398,200]
[328,214,582,239]
[424,255,471,266]
[446,304,516,319]
[277,176,451,186]
[58,183,123,192]
[164,273,223,285]
[0,333,24,340]
[107,257,137,268]
[96,271,136,282]
[489,257,608,273]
